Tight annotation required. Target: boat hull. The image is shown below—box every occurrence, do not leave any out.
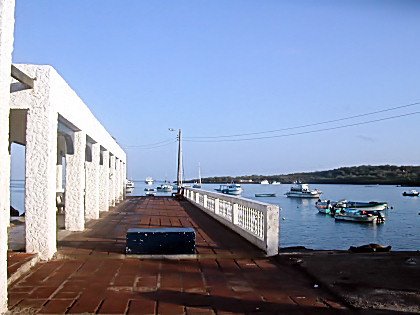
[255,193,276,197]
[286,192,320,198]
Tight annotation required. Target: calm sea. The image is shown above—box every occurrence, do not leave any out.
[11,181,420,251]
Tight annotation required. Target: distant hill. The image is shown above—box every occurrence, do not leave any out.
[196,165,420,186]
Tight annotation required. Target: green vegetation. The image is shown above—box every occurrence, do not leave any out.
[195,165,420,186]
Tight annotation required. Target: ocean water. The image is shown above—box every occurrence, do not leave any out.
[11,181,420,250]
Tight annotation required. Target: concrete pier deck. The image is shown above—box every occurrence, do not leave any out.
[7,197,351,314]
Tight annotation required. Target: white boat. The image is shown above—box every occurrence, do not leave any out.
[126,179,135,189]
[271,181,281,185]
[334,200,388,211]
[260,180,269,185]
[285,182,321,198]
[144,188,156,196]
[215,183,243,195]
[193,163,202,188]
[156,183,173,192]
[145,177,154,185]
[334,209,384,223]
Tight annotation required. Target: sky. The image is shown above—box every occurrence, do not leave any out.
[11,0,420,181]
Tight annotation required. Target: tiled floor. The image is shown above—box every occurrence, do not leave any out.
[8,197,351,314]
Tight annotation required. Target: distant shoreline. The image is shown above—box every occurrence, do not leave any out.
[186,165,420,187]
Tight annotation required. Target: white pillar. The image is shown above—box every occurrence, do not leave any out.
[123,162,127,198]
[56,157,63,192]
[0,0,15,311]
[24,81,58,260]
[85,143,99,220]
[99,149,109,212]
[65,131,86,231]
[117,160,122,201]
[109,154,115,206]
[114,158,119,204]
[119,160,124,201]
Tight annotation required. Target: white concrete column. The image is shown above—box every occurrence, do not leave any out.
[65,131,86,231]
[85,143,100,220]
[24,83,58,260]
[99,149,109,212]
[114,158,119,204]
[0,0,15,311]
[123,162,127,198]
[56,157,63,192]
[118,160,123,201]
[109,154,115,206]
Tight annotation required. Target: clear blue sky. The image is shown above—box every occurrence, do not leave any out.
[11,0,420,181]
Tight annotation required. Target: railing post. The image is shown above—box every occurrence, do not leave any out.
[195,191,200,203]
[232,203,239,224]
[203,194,207,208]
[214,198,220,215]
[264,205,279,256]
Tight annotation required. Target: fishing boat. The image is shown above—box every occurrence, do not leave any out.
[285,182,321,198]
[402,190,419,197]
[260,180,269,185]
[193,163,202,188]
[215,183,243,195]
[145,177,154,185]
[255,193,276,197]
[334,209,385,223]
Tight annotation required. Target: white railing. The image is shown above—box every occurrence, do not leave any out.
[183,187,279,256]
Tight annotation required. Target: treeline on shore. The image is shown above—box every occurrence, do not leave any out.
[190,165,420,186]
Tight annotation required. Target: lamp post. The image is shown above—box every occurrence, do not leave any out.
[169,128,182,192]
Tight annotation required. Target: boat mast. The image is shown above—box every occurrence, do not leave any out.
[198,162,202,185]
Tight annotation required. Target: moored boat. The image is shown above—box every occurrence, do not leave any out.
[402,190,419,197]
[145,177,154,185]
[285,182,321,198]
[156,183,173,192]
[192,163,202,188]
[255,193,276,197]
[126,179,135,189]
[215,183,243,195]
[260,180,269,185]
[334,209,385,223]
[271,181,281,185]
[144,188,156,196]
[334,200,388,211]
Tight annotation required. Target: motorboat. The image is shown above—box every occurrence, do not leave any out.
[145,177,154,185]
[144,188,156,196]
[260,180,269,185]
[126,179,135,189]
[402,190,419,197]
[156,183,173,192]
[334,209,385,223]
[255,193,276,197]
[193,163,202,188]
[285,182,321,198]
[215,183,243,195]
[271,181,281,185]
[334,200,388,211]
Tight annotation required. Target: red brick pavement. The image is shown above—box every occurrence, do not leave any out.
[8,197,352,314]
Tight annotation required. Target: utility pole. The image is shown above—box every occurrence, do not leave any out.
[177,129,183,192]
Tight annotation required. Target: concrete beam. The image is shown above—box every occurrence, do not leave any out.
[11,64,34,89]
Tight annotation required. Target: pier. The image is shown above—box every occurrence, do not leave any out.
[7,197,348,314]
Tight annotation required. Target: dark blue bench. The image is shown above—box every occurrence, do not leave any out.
[126,227,196,255]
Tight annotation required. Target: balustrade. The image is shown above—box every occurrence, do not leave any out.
[183,187,279,256]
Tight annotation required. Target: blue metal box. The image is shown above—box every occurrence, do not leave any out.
[126,227,196,255]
